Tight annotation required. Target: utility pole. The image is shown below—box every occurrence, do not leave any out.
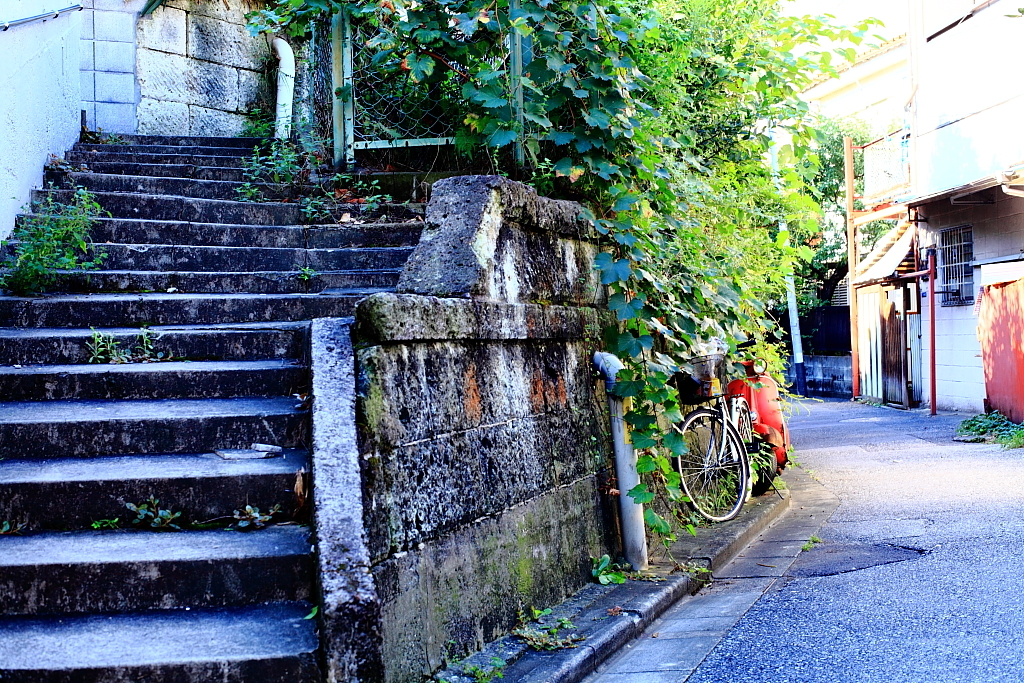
[844,136,860,399]
[769,140,807,396]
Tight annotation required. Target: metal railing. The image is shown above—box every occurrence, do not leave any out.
[860,128,911,206]
[2,4,83,32]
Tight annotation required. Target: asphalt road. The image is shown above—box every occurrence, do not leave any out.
[586,399,1024,683]
[690,399,1024,683]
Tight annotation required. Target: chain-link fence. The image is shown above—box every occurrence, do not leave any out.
[862,129,910,205]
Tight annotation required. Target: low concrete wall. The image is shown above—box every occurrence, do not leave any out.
[0,5,82,240]
[312,177,619,682]
[787,355,853,398]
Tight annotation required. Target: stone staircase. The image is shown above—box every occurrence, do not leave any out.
[0,135,422,681]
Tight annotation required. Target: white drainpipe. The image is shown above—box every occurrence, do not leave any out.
[593,351,649,571]
[272,36,295,139]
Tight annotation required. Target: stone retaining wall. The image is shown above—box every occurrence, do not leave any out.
[136,0,273,136]
[312,177,619,682]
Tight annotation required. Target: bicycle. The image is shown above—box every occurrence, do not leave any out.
[672,352,751,522]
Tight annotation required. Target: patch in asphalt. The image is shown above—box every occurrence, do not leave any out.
[786,542,926,577]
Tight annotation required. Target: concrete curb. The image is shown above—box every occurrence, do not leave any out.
[436,487,793,683]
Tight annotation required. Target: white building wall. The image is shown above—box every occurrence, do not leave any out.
[920,288,986,413]
[910,0,1024,197]
[0,3,82,240]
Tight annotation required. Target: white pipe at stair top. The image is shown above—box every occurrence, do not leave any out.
[272,36,295,139]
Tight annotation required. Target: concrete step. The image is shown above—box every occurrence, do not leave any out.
[0,291,377,327]
[0,360,307,401]
[68,243,415,272]
[67,150,248,168]
[0,322,309,365]
[0,602,319,682]
[46,268,402,294]
[36,188,302,225]
[103,134,267,148]
[0,526,312,615]
[69,161,247,182]
[0,396,308,458]
[66,172,254,201]
[15,215,422,249]
[35,189,422,226]
[0,450,307,529]
[74,143,254,157]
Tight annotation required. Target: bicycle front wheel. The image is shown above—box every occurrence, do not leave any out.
[675,407,749,522]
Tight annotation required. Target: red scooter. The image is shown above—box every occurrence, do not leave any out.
[727,360,791,495]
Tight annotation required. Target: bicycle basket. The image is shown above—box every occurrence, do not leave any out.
[675,353,728,403]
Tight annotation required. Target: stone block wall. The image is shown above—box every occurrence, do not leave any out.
[311,177,619,683]
[136,0,273,136]
[81,0,145,132]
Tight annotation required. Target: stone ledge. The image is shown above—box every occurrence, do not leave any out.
[354,293,613,344]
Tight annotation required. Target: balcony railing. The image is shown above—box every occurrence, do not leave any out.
[861,128,910,206]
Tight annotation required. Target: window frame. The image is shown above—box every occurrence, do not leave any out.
[938,225,975,307]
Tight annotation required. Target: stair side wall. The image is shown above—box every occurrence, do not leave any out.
[0,10,82,241]
[316,176,619,683]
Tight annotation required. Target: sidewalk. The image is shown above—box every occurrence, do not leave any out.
[580,467,837,682]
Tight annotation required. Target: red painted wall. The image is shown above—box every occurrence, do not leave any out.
[979,279,1024,423]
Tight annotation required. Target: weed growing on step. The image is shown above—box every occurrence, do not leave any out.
[127,497,182,531]
[235,141,394,222]
[232,504,281,530]
[87,328,131,364]
[591,554,627,585]
[296,266,317,282]
[802,535,823,552]
[241,107,275,138]
[90,518,121,530]
[0,188,107,295]
[87,327,172,364]
[463,657,507,683]
[0,521,27,535]
[512,608,585,651]
[80,124,127,145]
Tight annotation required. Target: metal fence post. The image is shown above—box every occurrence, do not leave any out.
[509,0,525,167]
[331,10,356,169]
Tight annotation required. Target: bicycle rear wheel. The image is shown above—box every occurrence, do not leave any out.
[675,407,749,522]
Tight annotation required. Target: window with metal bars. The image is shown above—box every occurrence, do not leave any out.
[939,225,974,306]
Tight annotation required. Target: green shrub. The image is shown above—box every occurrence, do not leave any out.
[958,411,1024,449]
[0,188,106,295]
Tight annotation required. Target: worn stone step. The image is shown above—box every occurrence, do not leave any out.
[0,602,319,682]
[68,161,247,182]
[0,450,308,529]
[0,322,309,365]
[16,215,421,249]
[46,269,402,294]
[36,188,302,225]
[104,134,267,148]
[0,396,308,459]
[67,150,248,168]
[66,172,267,202]
[15,215,423,249]
[0,360,307,401]
[0,526,312,615]
[68,243,414,272]
[0,291,376,327]
[74,143,254,157]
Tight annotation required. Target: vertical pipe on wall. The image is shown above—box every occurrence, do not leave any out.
[593,352,649,571]
[928,248,937,415]
[844,136,860,398]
